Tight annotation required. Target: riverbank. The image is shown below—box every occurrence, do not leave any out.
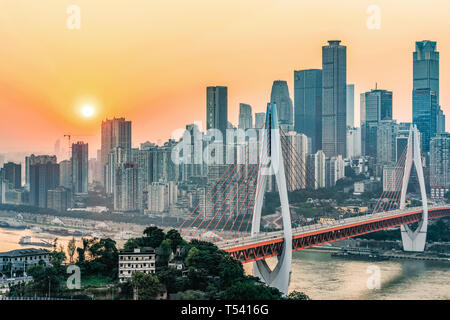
[303,242,450,263]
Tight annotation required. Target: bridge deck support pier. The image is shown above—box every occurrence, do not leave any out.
[399,125,428,252]
[251,103,292,295]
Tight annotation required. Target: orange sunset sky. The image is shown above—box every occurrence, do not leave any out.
[0,0,450,158]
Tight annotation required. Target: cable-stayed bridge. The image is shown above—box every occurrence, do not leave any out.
[178,103,450,294]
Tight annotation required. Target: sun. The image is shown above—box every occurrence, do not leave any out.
[81,105,95,118]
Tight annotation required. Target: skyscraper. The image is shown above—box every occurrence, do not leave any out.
[59,160,72,189]
[322,40,347,157]
[346,127,361,158]
[283,132,308,191]
[413,41,441,154]
[101,117,132,185]
[238,103,253,130]
[377,120,398,166]
[106,146,129,195]
[2,162,21,189]
[114,162,139,212]
[29,155,59,208]
[270,80,293,132]
[47,187,71,212]
[413,40,439,101]
[254,112,266,129]
[437,108,446,133]
[25,156,31,191]
[430,133,450,198]
[206,86,228,142]
[346,84,355,127]
[72,142,88,194]
[294,69,322,153]
[413,88,438,153]
[306,150,326,190]
[132,147,154,210]
[396,123,413,162]
[360,88,393,158]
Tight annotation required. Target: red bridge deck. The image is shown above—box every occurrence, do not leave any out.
[221,206,450,263]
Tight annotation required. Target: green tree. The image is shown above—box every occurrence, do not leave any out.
[77,237,95,262]
[176,290,206,300]
[131,272,162,300]
[157,268,182,293]
[165,229,184,252]
[185,247,200,267]
[158,239,173,267]
[143,226,166,248]
[26,264,62,297]
[286,290,311,300]
[123,237,145,252]
[220,277,283,300]
[218,254,244,289]
[67,237,77,263]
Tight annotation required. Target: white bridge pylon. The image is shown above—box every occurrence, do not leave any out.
[399,125,428,252]
[251,102,292,295]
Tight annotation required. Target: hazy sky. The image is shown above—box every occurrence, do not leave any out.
[0,0,449,158]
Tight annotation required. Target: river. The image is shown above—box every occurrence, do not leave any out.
[270,250,449,299]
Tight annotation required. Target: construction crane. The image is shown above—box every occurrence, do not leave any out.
[63,134,94,160]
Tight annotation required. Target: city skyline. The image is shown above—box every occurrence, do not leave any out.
[1,1,450,157]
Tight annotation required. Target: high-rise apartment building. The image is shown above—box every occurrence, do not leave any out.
[294,69,322,152]
[101,117,132,185]
[346,127,361,158]
[206,86,228,142]
[283,132,308,191]
[2,162,21,189]
[238,103,253,130]
[114,162,139,212]
[377,120,398,166]
[72,142,88,194]
[29,155,59,208]
[360,88,393,158]
[254,112,266,129]
[59,160,72,189]
[325,155,345,188]
[322,40,347,157]
[430,133,450,198]
[47,187,71,212]
[306,150,326,190]
[346,84,355,127]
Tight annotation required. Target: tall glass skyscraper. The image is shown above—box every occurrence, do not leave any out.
[413,88,438,153]
[360,88,393,158]
[413,40,443,153]
[206,86,228,142]
[294,69,322,153]
[413,41,439,101]
[322,40,347,157]
[270,80,293,132]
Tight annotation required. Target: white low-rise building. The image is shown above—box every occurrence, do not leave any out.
[0,248,51,277]
[118,247,156,283]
